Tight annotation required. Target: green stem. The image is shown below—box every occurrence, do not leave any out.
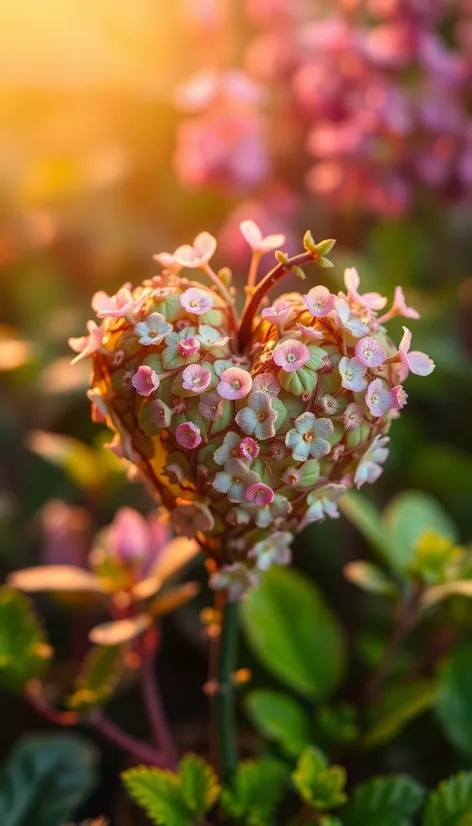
[217,598,239,783]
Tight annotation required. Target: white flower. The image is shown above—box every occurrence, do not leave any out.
[354,436,390,488]
[248,532,292,571]
[239,220,286,253]
[134,312,172,346]
[285,412,333,461]
[299,484,347,530]
[339,356,367,392]
[210,562,260,601]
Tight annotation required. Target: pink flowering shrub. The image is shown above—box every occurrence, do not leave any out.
[71,223,434,599]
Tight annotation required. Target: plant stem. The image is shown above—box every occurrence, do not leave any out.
[90,712,164,766]
[216,597,239,782]
[140,636,178,770]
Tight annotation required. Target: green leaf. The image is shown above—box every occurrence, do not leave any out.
[244,690,311,757]
[364,680,438,749]
[339,492,395,564]
[292,747,347,811]
[343,561,399,597]
[0,733,98,826]
[435,644,472,759]
[122,767,190,826]
[341,776,424,826]
[422,772,472,826]
[382,491,457,572]
[0,587,52,691]
[240,566,345,698]
[178,754,220,818]
[314,703,360,746]
[67,645,123,712]
[221,758,287,826]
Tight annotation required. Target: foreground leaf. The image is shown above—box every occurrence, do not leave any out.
[422,772,472,826]
[341,776,424,826]
[435,644,472,759]
[241,566,345,698]
[67,645,123,712]
[364,680,438,749]
[221,758,287,826]
[245,690,311,757]
[0,587,52,691]
[178,755,220,818]
[0,733,98,826]
[292,747,347,811]
[382,492,457,572]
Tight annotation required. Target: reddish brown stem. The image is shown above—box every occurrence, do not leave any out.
[140,630,178,770]
[90,712,165,766]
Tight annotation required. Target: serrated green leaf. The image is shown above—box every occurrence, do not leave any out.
[0,733,98,826]
[122,767,190,826]
[178,754,220,817]
[240,567,345,698]
[0,586,52,691]
[435,644,472,759]
[364,680,438,749]
[244,690,311,757]
[221,758,288,826]
[292,747,347,811]
[382,492,457,572]
[339,492,395,565]
[344,561,398,597]
[422,772,472,826]
[341,775,424,826]
[67,645,123,712]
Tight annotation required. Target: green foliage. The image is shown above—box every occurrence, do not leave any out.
[245,690,310,757]
[341,775,424,826]
[0,733,98,826]
[422,772,472,826]
[0,586,52,691]
[364,680,438,749]
[314,703,360,746]
[292,747,347,812]
[339,491,394,563]
[221,758,287,826]
[66,644,123,712]
[382,491,458,572]
[343,561,398,597]
[122,755,220,826]
[435,644,472,759]
[240,566,345,698]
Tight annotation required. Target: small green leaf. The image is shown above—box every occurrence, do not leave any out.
[422,579,472,607]
[0,586,52,691]
[435,644,472,759]
[221,758,287,826]
[303,230,316,252]
[244,690,311,756]
[341,776,424,826]
[122,767,189,826]
[316,239,336,256]
[339,492,395,564]
[178,754,220,817]
[319,257,334,268]
[292,747,347,811]
[344,561,399,597]
[364,680,438,749]
[0,733,98,826]
[314,703,359,746]
[422,772,472,826]
[241,566,345,698]
[67,645,123,712]
[382,492,458,572]
[275,250,290,264]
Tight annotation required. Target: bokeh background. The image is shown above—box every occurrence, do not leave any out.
[1,1,471,821]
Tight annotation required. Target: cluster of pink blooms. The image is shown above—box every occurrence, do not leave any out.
[175,0,472,217]
[71,222,434,599]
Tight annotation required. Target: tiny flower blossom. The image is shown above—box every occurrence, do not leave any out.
[239,437,259,462]
[239,219,286,253]
[334,297,370,338]
[252,372,280,397]
[171,500,214,537]
[173,231,217,268]
[302,285,336,317]
[281,467,301,486]
[182,363,212,393]
[248,532,292,571]
[152,252,183,274]
[150,399,173,428]
[245,482,274,506]
[273,339,309,372]
[344,267,387,311]
[198,393,225,420]
[235,391,278,440]
[214,432,242,465]
[296,323,324,341]
[380,286,420,322]
[69,321,103,364]
[132,366,160,396]
[299,484,347,530]
[212,458,260,503]
[398,327,435,378]
[92,286,144,319]
[175,421,202,449]
[354,435,390,488]
[343,403,364,430]
[178,336,201,357]
[355,336,387,368]
[196,325,229,349]
[391,384,408,409]
[339,356,368,391]
[134,313,172,346]
[261,300,294,326]
[180,287,214,315]
[366,379,394,417]
[210,562,260,601]
[285,412,334,461]
[217,366,253,400]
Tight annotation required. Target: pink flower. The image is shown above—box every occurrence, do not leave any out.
[152,252,183,274]
[132,366,159,396]
[252,372,280,397]
[398,327,435,378]
[339,356,367,391]
[217,367,253,400]
[392,384,408,409]
[366,379,394,417]
[343,403,364,430]
[92,286,144,319]
[239,437,259,462]
[69,321,103,364]
[355,336,387,368]
[380,286,420,322]
[173,231,217,268]
[302,285,335,317]
[180,287,214,315]
[239,219,286,253]
[182,364,212,393]
[344,267,387,311]
[273,339,309,372]
[177,336,201,357]
[261,300,294,326]
[235,391,278,440]
[198,393,225,420]
[245,482,275,506]
[296,323,324,341]
[175,422,202,449]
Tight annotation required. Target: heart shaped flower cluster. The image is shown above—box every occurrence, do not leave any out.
[71,223,434,599]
